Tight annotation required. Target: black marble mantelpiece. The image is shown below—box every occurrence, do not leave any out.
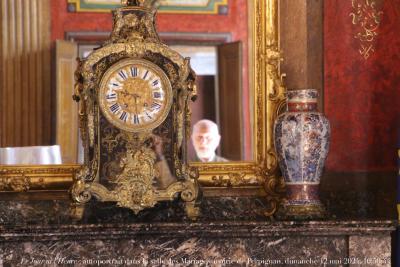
[0,221,395,266]
[0,220,395,242]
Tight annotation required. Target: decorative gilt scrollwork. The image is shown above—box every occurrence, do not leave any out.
[121,0,158,9]
[114,147,157,212]
[350,0,384,59]
[0,175,29,192]
[0,165,80,193]
[71,179,92,203]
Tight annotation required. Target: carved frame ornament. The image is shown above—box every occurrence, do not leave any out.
[0,0,285,216]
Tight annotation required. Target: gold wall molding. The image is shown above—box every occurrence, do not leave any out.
[350,0,384,60]
[0,165,79,192]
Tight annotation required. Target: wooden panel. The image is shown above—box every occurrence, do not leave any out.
[217,41,243,160]
[40,0,52,145]
[55,40,78,164]
[191,76,217,124]
[280,0,323,107]
[28,0,38,145]
[21,0,29,146]
[0,0,6,145]
[35,0,44,145]
[0,0,52,147]
[4,0,15,146]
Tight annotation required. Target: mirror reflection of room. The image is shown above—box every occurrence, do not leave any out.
[0,0,253,164]
[173,42,251,162]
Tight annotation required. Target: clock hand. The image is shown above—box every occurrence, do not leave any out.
[118,90,130,109]
[120,90,129,96]
[133,94,139,114]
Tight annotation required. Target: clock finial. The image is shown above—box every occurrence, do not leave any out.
[121,0,159,8]
[121,0,139,6]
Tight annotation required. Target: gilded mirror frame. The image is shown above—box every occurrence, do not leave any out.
[0,0,285,215]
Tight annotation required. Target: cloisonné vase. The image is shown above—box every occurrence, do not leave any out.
[274,89,330,219]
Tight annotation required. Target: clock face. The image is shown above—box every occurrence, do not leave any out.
[99,58,173,132]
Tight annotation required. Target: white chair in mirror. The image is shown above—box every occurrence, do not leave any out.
[0,145,62,165]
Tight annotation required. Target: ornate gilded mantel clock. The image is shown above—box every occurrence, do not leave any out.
[71,0,199,219]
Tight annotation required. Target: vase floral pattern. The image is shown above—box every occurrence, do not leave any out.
[274,89,330,217]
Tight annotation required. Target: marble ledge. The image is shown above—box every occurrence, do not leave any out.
[0,220,395,242]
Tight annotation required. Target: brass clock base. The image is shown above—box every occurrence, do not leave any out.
[71,179,200,220]
[184,202,201,220]
[69,203,86,222]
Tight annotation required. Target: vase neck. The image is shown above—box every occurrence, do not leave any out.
[288,102,318,112]
[287,90,318,112]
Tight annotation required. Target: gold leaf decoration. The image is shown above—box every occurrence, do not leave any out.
[350,0,384,59]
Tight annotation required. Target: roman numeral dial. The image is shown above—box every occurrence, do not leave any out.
[99,58,172,132]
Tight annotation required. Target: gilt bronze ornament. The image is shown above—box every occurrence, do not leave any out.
[71,0,199,219]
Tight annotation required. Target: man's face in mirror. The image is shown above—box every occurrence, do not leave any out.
[191,120,221,162]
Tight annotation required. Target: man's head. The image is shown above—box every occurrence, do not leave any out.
[191,120,221,162]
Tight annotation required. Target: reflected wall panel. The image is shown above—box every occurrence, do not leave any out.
[0,0,51,147]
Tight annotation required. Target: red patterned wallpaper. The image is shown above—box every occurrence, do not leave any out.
[324,0,400,172]
[50,0,251,159]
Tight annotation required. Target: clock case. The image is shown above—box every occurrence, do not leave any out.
[71,1,199,219]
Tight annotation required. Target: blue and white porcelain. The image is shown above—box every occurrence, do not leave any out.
[274,89,330,218]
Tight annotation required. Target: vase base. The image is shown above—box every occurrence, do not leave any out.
[276,202,327,220]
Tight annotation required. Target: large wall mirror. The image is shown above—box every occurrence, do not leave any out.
[0,0,285,211]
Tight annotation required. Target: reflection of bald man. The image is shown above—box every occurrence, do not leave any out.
[191,120,228,162]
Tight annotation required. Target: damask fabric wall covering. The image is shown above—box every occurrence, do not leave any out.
[324,0,400,172]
